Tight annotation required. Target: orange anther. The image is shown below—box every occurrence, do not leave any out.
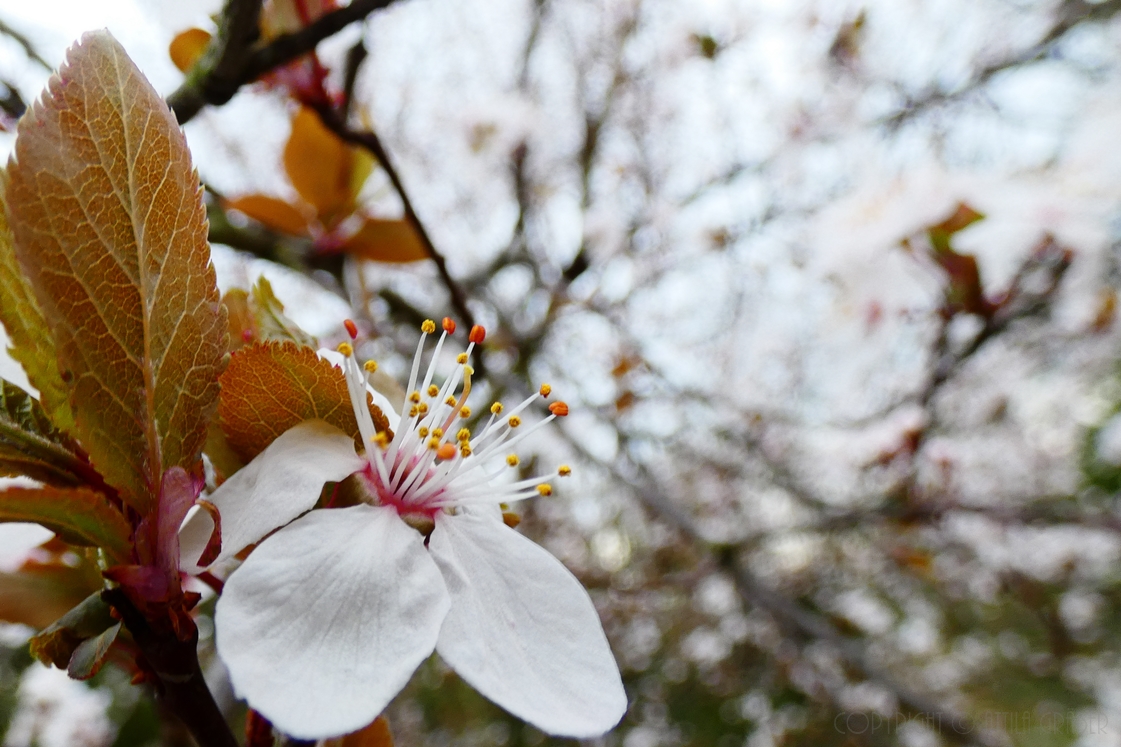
[437,442,458,460]
[548,402,569,417]
[469,325,486,344]
[344,319,359,339]
[443,317,457,334]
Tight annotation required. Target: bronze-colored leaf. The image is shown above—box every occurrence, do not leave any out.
[0,486,131,562]
[168,28,212,73]
[0,170,74,431]
[219,342,389,462]
[225,194,312,237]
[340,218,429,264]
[284,106,369,222]
[0,549,103,630]
[68,621,121,680]
[6,32,228,512]
[0,378,92,487]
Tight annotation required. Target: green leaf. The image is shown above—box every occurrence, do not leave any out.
[5,31,228,512]
[0,378,92,487]
[0,170,74,432]
[29,591,117,669]
[68,621,121,680]
[0,486,131,562]
[251,276,317,347]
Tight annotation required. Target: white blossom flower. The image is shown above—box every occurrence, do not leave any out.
[180,319,627,739]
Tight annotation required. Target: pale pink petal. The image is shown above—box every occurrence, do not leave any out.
[216,504,449,738]
[430,511,627,737]
[179,420,364,570]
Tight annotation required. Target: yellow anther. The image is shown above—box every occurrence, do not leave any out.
[491,402,504,415]
[409,391,422,403]
[456,352,468,364]
[537,484,553,497]
[459,406,472,418]
[508,415,522,428]
[446,396,457,406]
[427,384,440,397]
[418,426,429,438]
[507,454,520,467]
[432,428,444,438]
[558,465,572,476]
[428,437,441,450]
[539,383,552,397]
[421,319,436,334]
[463,365,474,376]
[364,360,378,373]
[417,403,429,415]
[456,428,471,442]
[460,444,473,457]
[336,342,354,356]
[502,512,521,528]
[373,432,389,449]
[409,405,419,418]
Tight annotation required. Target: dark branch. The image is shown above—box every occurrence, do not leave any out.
[0,18,52,70]
[168,0,401,124]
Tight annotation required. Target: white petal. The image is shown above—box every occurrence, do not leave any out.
[318,348,402,432]
[429,511,627,737]
[180,420,364,570]
[216,504,449,739]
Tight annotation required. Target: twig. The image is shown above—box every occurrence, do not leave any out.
[309,104,477,331]
[168,0,403,124]
[882,0,1121,127]
[0,18,52,70]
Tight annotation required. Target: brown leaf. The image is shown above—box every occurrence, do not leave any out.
[219,342,389,462]
[168,28,212,73]
[0,486,132,563]
[225,194,312,237]
[340,218,429,263]
[0,170,74,431]
[6,32,228,512]
[29,590,117,668]
[284,106,371,222]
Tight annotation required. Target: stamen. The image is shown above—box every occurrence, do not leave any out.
[432,428,444,438]
[418,427,429,438]
[428,437,441,450]
[417,403,429,415]
[459,406,472,418]
[558,465,572,476]
[491,402,504,415]
[456,353,468,364]
[437,443,457,460]
[457,428,471,442]
[508,416,522,428]
[446,396,457,406]
[442,317,457,334]
[427,384,440,397]
[344,319,359,339]
[537,484,553,496]
[337,342,354,357]
[539,383,552,398]
[507,454,520,467]
[469,325,486,344]
[409,391,422,403]
[364,360,378,373]
[421,319,436,334]
[548,402,569,417]
[373,432,389,449]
